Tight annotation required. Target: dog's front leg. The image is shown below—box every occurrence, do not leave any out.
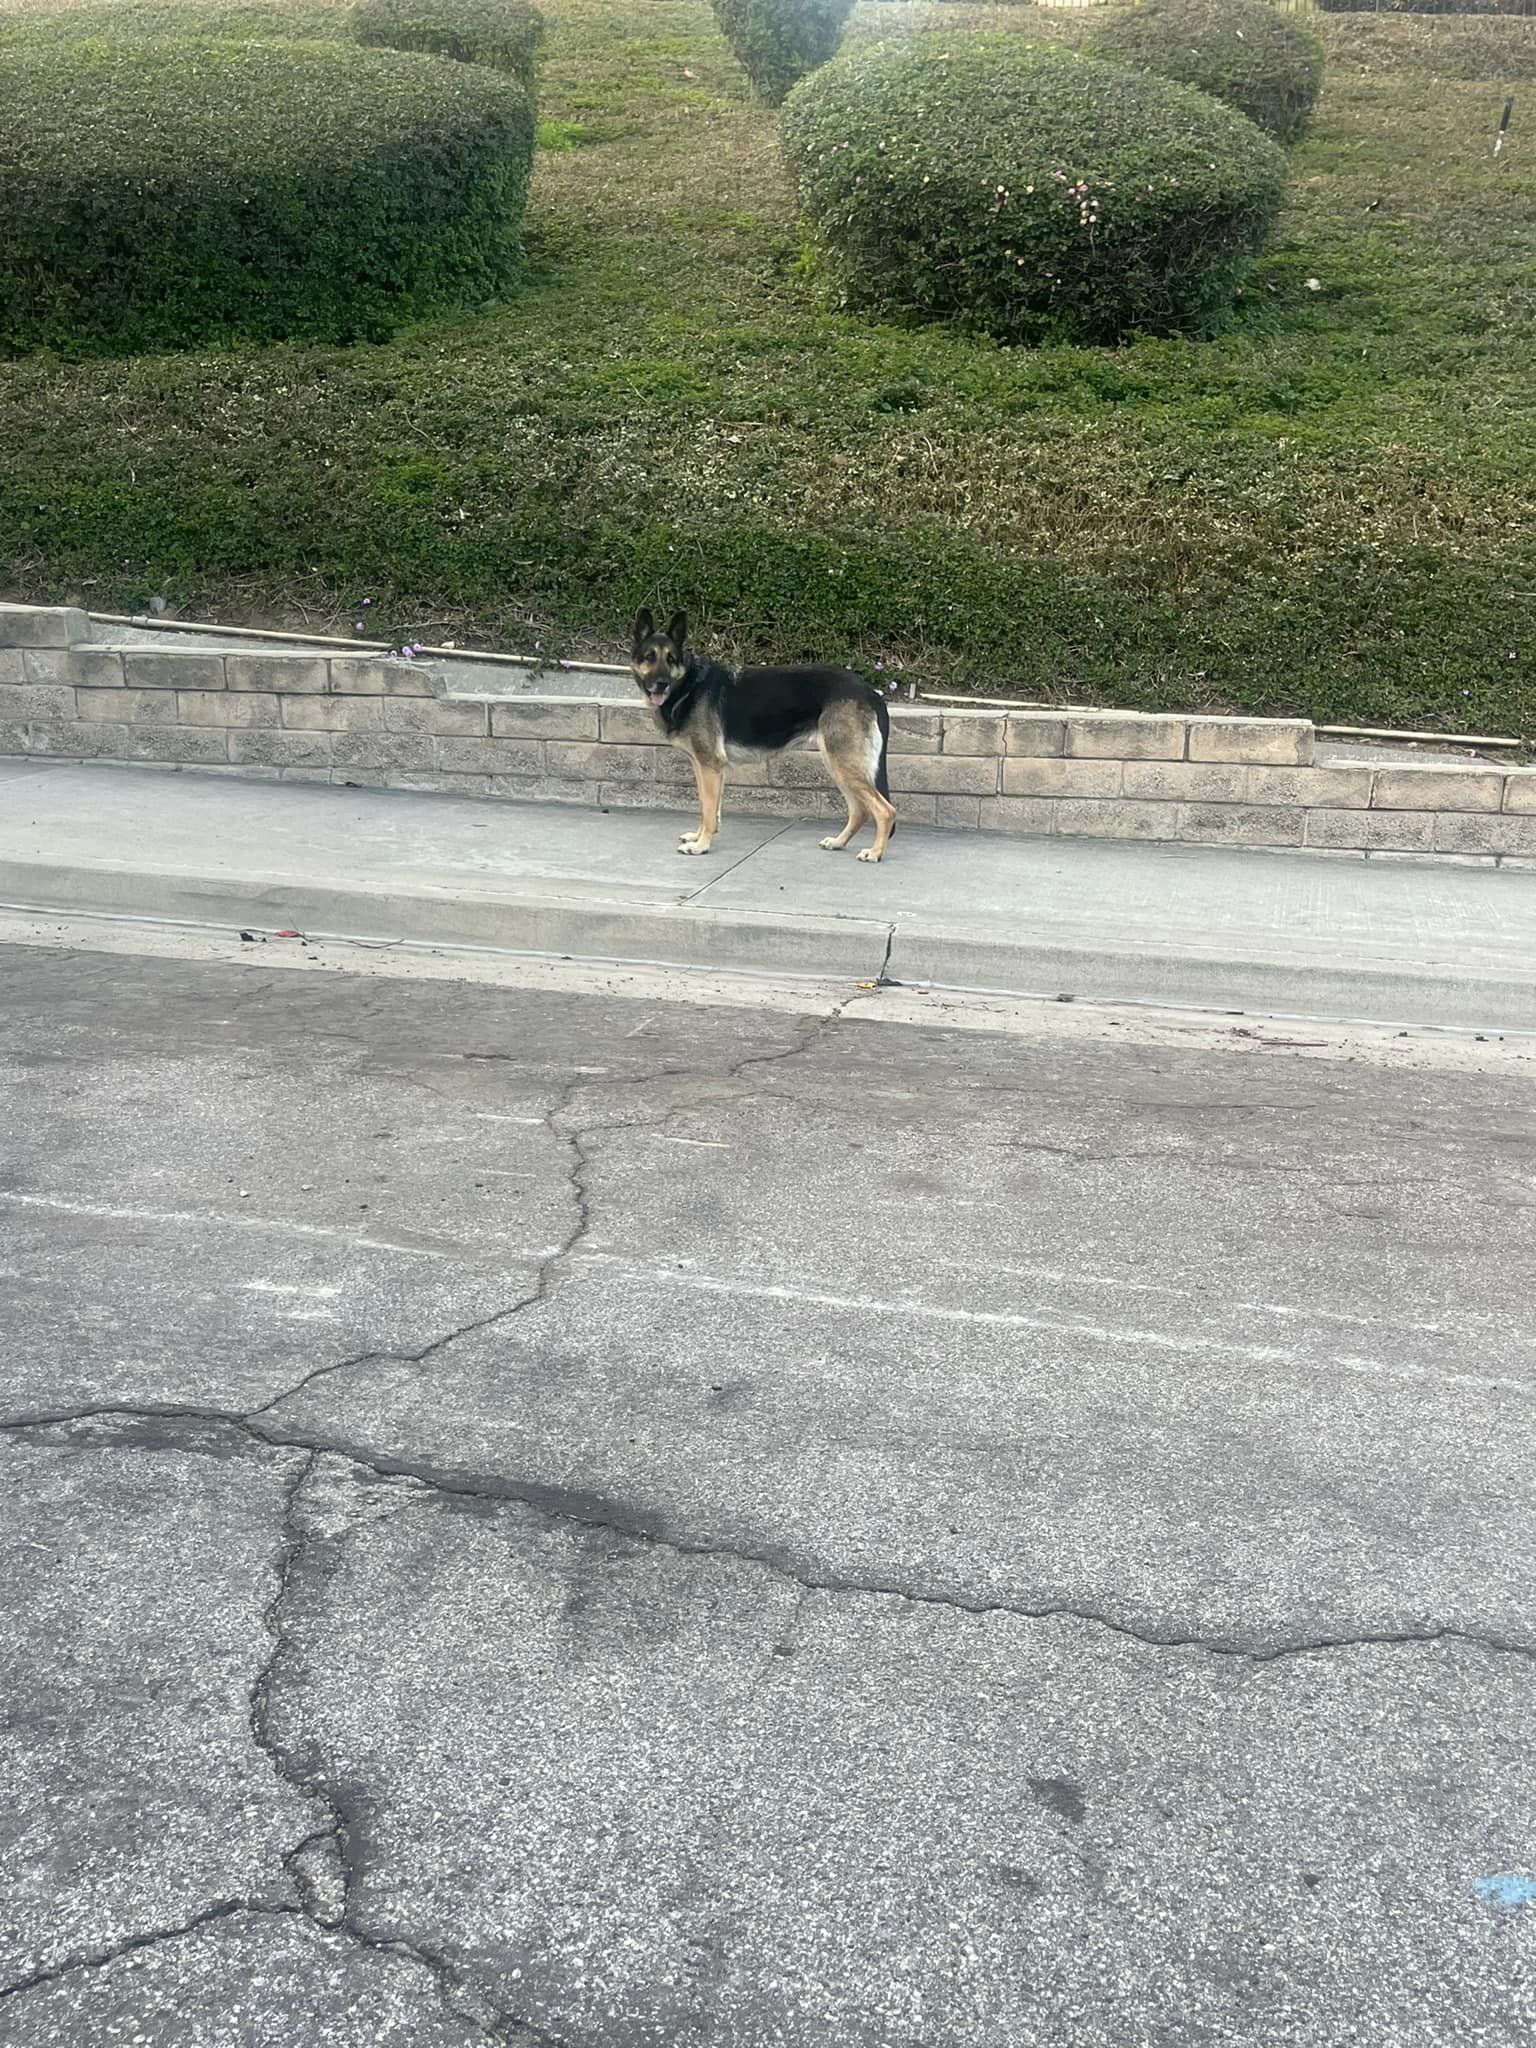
[679,753,723,855]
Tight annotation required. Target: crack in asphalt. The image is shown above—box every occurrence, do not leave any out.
[0,1902,251,2005]
[0,1896,552,2043]
[3,1404,1532,1675]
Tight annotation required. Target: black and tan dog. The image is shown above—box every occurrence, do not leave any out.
[630,610,896,861]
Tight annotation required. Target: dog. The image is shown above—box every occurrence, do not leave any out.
[629,610,896,861]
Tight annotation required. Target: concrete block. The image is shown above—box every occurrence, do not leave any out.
[177,689,278,728]
[977,796,1058,837]
[103,724,230,766]
[489,699,600,741]
[0,604,89,647]
[123,651,225,692]
[546,741,656,783]
[330,733,437,774]
[437,737,545,777]
[281,696,384,732]
[329,657,433,698]
[1505,771,1536,815]
[1306,809,1435,852]
[1435,812,1536,857]
[938,711,1006,756]
[407,772,492,798]
[599,703,665,745]
[1372,767,1503,813]
[888,752,998,796]
[1245,765,1373,809]
[1053,799,1180,841]
[18,650,67,684]
[226,654,328,695]
[1187,717,1312,766]
[25,646,126,688]
[0,683,76,721]
[704,786,838,822]
[383,697,488,737]
[1002,757,1122,799]
[935,795,982,830]
[595,780,711,816]
[724,757,774,788]
[1177,803,1304,848]
[887,711,943,754]
[491,775,602,806]
[76,686,179,725]
[880,793,937,827]
[768,750,837,790]
[13,721,117,759]
[1004,714,1067,758]
[229,728,332,769]
[1123,761,1249,804]
[1066,714,1186,761]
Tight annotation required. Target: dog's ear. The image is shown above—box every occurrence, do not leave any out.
[632,608,654,648]
[666,611,688,648]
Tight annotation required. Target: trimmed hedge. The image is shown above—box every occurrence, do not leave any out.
[710,0,854,105]
[0,39,535,357]
[782,37,1287,344]
[0,4,348,42]
[1314,0,1534,14]
[1084,0,1325,145]
[352,0,542,90]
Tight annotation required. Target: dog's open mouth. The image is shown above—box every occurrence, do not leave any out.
[646,686,669,706]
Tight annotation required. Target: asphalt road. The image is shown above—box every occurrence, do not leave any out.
[2,941,1534,2047]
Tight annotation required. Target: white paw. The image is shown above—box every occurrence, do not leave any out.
[678,841,713,856]
[818,836,845,852]
[857,847,883,863]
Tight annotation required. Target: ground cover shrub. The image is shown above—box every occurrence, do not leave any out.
[0,38,535,356]
[353,0,542,89]
[710,0,855,104]
[1084,0,1325,143]
[783,36,1288,342]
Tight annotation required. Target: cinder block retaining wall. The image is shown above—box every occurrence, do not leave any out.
[3,605,1532,861]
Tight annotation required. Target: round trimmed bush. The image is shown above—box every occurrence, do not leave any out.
[782,37,1288,345]
[711,0,855,106]
[352,0,542,90]
[0,39,535,358]
[1084,0,1324,145]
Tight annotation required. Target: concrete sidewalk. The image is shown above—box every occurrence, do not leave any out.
[3,757,1535,1031]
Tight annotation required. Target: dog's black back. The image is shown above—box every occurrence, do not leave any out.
[660,657,888,780]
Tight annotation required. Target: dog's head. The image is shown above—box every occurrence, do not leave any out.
[631,609,688,708]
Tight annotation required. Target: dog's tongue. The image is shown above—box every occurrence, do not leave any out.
[647,687,668,706]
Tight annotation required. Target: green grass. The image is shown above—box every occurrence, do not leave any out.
[1,0,1534,733]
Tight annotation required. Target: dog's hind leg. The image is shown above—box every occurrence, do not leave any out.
[818,712,896,862]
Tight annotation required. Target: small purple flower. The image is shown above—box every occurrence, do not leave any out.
[362,597,372,607]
